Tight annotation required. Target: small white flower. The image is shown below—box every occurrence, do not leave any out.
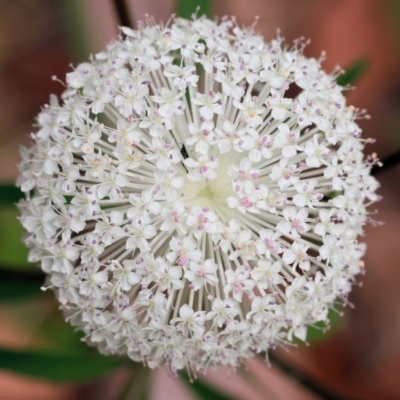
[224,267,256,301]
[283,241,311,271]
[151,88,185,117]
[20,204,57,242]
[293,179,323,208]
[171,304,205,335]
[304,134,329,168]
[246,295,276,325]
[164,64,198,90]
[49,242,79,273]
[270,158,299,190]
[277,207,309,237]
[18,16,378,374]
[192,91,224,120]
[146,139,181,171]
[216,121,254,154]
[127,190,161,225]
[214,70,244,99]
[97,167,128,200]
[114,83,148,117]
[71,187,100,216]
[94,210,124,245]
[125,221,157,252]
[185,259,218,290]
[314,209,336,237]
[112,260,141,291]
[139,108,173,138]
[186,205,218,239]
[79,260,108,296]
[255,229,284,258]
[184,154,218,182]
[207,298,240,328]
[154,263,184,291]
[54,204,85,241]
[265,89,293,120]
[274,123,301,158]
[234,96,264,127]
[251,260,284,288]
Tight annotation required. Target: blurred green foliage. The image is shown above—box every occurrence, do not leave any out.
[0,301,127,382]
[336,59,369,87]
[0,185,30,269]
[0,269,45,302]
[176,0,212,19]
[0,348,126,382]
[0,206,30,269]
[306,307,343,343]
[181,374,236,400]
[0,185,24,206]
[60,0,91,63]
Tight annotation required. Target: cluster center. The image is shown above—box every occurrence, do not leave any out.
[181,168,234,212]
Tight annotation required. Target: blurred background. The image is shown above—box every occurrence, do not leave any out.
[1,0,400,399]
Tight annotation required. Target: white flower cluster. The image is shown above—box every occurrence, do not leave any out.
[17,16,379,374]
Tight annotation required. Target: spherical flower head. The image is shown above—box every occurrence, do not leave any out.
[17,15,380,374]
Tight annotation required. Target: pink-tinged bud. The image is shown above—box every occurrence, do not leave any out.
[178,256,188,266]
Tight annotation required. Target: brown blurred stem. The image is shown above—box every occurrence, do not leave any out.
[372,150,400,176]
[268,352,352,400]
[113,0,133,28]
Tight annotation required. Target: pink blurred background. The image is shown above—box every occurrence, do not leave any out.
[1,0,400,399]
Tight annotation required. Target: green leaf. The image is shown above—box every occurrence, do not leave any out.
[0,206,32,269]
[181,373,236,400]
[59,0,91,62]
[0,348,126,382]
[306,308,343,343]
[176,0,212,19]
[117,366,150,400]
[33,308,101,356]
[336,59,368,86]
[0,185,33,269]
[0,269,46,302]
[0,184,24,206]
[1,301,129,382]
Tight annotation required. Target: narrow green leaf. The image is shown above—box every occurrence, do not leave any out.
[0,269,46,302]
[336,59,368,86]
[0,206,32,269]
[176,0,212,19]
[0,348,126,382]
[181,373,236,400]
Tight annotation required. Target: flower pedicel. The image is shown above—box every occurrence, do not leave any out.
[17,16,380,375]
